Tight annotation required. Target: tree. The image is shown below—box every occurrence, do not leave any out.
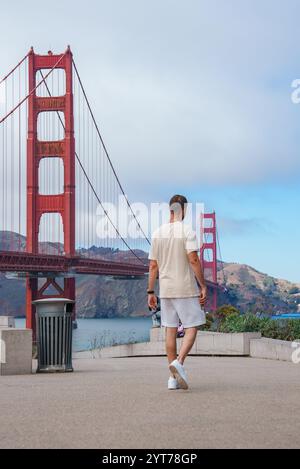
[214,305,240,331]
[216,304,240,321]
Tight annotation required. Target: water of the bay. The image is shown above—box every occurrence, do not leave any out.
[15,317,152,352]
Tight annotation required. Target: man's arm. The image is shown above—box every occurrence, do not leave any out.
[187,251,207,306]
[148,260,158,309]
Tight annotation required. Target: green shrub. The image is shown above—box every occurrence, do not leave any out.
[220,314,300,341]
[199,313,214,331]
[263,277,276,291]
[216,304,240,319]
[278,319,300,341]
[214,304,240,331]
[220,314,263,333]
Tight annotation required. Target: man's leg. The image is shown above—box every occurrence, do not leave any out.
[165,327,177,365]
[177,327,198,364]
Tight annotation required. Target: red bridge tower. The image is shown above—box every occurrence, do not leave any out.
[200,212,218,311]
[26,47,75,339]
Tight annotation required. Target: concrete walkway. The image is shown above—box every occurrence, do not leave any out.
[1,355,300,448]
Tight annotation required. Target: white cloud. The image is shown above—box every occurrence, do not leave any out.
[69,0,300,194]
[217,216,273,237]
[2,0,300,197]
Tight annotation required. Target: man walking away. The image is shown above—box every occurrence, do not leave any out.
[147,195,207,390]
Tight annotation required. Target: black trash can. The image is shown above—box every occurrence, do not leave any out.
[33,298,75,373]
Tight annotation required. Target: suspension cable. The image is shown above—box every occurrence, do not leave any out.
[39,70,147,266]
[1,52,150,256]
[216,227,227,287]
[0,52,67,125]
[72,59,151,245]
[0,52,28,85]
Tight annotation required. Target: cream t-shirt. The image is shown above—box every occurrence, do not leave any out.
[148,221,200,298]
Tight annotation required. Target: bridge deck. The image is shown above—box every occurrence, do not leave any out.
[0,250,148,276]
[0,250,221,288]
[0,355,299,449]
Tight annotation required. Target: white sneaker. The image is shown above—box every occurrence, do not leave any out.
[169,359,189,389]
[168,376,179,390]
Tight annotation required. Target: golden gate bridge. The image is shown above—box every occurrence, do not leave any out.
[0,46,224,339]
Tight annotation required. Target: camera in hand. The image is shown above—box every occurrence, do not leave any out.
[149,296,161,327]
[148,296,160,313]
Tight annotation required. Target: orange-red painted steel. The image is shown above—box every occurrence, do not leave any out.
[200,212,218,311]
[0,48,221,339]
[26,48,76,337]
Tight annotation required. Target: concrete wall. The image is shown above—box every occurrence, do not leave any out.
[195,331,261,355]
[250,337,300,363]
[78,329,300,364]
[151,328,261,354]
[0,328,32,375]
[100,340,166,358]
[0,316,15,328]
[97,329,261,358]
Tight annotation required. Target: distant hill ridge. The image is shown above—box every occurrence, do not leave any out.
[0,231,299,317]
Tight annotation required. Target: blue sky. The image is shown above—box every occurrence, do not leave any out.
[192,182,300,282]
[1,0,300,282]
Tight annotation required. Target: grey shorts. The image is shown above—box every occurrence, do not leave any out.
[160,297,206,328]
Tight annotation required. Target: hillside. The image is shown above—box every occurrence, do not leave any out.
[0,232,299,317]
[0,261,299,318]
[217,261,300,314]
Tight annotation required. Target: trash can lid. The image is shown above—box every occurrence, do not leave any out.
[32,298,75,305]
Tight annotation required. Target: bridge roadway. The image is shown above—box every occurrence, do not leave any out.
[0,355,299,448]
[0,250,220,288]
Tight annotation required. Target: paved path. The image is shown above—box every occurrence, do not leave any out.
[1,356,300,448]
